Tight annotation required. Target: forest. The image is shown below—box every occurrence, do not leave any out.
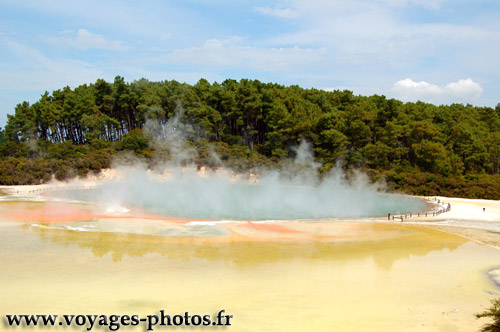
[1,76,500,199]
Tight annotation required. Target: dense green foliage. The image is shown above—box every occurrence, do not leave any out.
[0,127,5,146]
[1,76,500,198]
[476,297,500,332]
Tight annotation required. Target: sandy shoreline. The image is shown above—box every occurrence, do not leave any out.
[388,196,500,248]
[1,179,499,248]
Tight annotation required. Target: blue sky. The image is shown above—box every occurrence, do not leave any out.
[1,0,499,127]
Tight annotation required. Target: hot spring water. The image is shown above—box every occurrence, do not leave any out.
[0,214,498,332]
[57,168,428,220]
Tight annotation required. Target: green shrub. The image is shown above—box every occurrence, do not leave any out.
[476,297,500,332]
[117,129,149,152]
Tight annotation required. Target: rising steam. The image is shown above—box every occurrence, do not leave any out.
[59,108,427,220]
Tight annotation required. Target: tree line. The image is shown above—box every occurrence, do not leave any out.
[1,76,500,198]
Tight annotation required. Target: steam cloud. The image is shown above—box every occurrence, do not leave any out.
[61,108,427,220]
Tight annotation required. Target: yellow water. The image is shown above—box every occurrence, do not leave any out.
[0,205,499,331]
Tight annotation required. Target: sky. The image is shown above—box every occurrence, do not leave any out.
[1,0,499,127]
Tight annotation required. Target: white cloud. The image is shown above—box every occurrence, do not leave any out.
[392,78,483,104]
[445,79,484,99]
[377,0,444,10]
[166,37,326,72]
[47,29,129,51]
[255,6,299,19]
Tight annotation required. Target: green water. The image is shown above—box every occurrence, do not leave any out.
[54,178,428,220]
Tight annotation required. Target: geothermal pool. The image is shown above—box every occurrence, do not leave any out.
[53,168,428,220]
[0,195,499,332]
